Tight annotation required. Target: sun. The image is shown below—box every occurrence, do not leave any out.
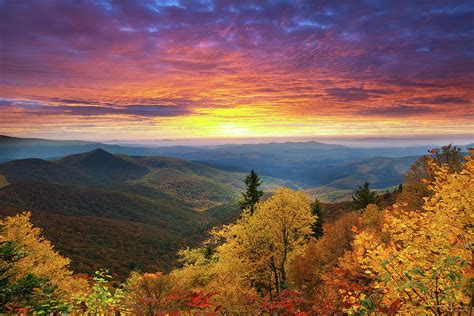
[218,123,250,137]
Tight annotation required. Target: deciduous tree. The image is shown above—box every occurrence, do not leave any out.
[215,188,315,300]
[346,153,474,314]
[0,212,87,301]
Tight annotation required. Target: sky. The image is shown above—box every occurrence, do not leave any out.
[1,0,473,144]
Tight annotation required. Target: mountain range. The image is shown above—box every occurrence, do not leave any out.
[3,134,465,189]
[1,135,469,277]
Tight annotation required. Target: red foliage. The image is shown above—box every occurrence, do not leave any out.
[166,289,221,312]
[5,305,32,316]
[259,289,308,315]
[312,267,377,313]
[378,298,402,315]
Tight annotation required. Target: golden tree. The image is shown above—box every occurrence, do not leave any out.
[170,188,315,312]
[214,188,315,298]
[0,212,87,300]
[348,153,473,314]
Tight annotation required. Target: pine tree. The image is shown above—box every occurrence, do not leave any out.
[352,181,376,210]
[310,199,324,238]
[396,183,403,193]
[239,170,263,215]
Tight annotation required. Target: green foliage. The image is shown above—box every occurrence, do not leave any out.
[239,170,263,215]
[0,150,276,279]
[0,242,71,314]
[310,199,324,238]
[2,148,472,314]
[352,181,377,210]
[0,240,22,279]
[78,269,125,314]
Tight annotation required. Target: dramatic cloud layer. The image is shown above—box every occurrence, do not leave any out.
[0,0,473,140]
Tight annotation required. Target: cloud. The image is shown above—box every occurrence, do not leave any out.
[357,105,437,117]
[0,1,473,137]
[0,98,194,118]
[326,87,392,102]
[406,96,471,105]
[45,105,193,117]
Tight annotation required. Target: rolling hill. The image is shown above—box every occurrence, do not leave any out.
[0,148,297,278]
[3,135,460,189]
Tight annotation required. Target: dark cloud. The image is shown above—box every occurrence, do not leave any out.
[383,79,446,88]
[1,98,194,117]
[48,98,102,105]
[358,105,436,117]
[406,96,471,105]
[326,87,392,101]
[1,0,473,82]
[46,105,193,117]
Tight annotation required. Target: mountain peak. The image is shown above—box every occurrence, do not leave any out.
[86,147,113,156]
[56,149,148,179]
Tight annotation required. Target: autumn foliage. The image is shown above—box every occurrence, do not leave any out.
[1,148,472,314]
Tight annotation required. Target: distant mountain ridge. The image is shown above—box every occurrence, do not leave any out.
[0,135,94,147]
[2,135,467,189]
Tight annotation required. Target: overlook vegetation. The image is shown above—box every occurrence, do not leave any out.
[0,145,472,314]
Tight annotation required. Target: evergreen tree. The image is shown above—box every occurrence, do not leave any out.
[397,183,403,193]
[352,181,376,210]
[239,170,263,215]
[310,199,324,238]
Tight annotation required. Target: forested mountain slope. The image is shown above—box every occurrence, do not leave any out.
[0,149,291,277]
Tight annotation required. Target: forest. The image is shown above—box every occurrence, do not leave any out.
[1,146,473,315]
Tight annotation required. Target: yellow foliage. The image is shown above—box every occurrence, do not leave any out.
[171,188,315,312]
[215,188,314,295]
[350,155,474,314]
[0,212,87,300]
[171,247,217,290]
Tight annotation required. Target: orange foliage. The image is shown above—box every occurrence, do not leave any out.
[289,212,359,294]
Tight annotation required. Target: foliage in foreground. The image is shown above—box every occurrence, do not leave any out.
[0,149,472,314]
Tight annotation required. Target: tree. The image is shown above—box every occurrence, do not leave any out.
[0,213,88,314]
[0,240,44,312]
[215,188,315,299]
[78,269,126,315]
[0,212,87,301]
[352,181,376,210]
[431,144,463,172]
[124,271,174,315]
[289,212,360,299]
[397,144,464,209]
[345,152,474,314]
[310,199,324,238]
[239,170,263,215]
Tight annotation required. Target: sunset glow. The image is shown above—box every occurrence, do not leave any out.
[1,1,473,142]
